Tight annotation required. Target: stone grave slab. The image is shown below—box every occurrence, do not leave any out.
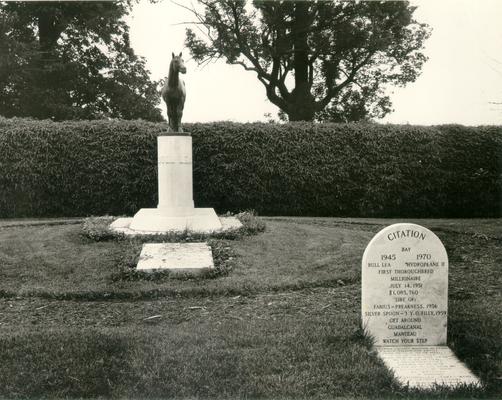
[136,243,214,274]
[377,346,481,389]
[362,223,480,389]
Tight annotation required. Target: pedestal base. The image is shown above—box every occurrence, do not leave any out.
[128,207,222,233]
[110,215,242,236]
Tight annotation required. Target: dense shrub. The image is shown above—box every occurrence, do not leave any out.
[0,118,162,217]
[0,117,500,217]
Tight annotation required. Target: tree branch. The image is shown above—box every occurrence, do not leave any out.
[263,79,288,110]
[315,52,375,111]
[228,2,272,83]
[234,60,258,72]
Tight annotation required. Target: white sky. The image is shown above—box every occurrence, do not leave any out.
[126,0,502,125]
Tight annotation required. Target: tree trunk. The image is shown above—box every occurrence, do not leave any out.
[34,9,67,119]
[287,98,316,121]
[38,12,64,53]
[288,1,315,121]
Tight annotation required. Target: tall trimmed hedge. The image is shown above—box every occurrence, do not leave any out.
[0,117,500,217]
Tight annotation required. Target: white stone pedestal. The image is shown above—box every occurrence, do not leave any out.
[128,135,222,233]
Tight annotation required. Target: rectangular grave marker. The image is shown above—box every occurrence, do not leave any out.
[362,223,480,389]
[377,347,481,388]
[136,242,214,274]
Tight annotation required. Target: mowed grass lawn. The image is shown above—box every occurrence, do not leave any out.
[0,217,500,399]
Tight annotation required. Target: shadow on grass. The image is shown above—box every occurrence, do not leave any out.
[448,317,502,397]
[0,330,134,398]
[0,296,496,398]
[0,317,391,399]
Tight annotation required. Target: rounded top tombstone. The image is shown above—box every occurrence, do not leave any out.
[361,223,448,346]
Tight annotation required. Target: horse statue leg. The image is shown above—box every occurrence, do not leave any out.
[176,87,185,133]
[167,103,176,132]
[176,105,183,133]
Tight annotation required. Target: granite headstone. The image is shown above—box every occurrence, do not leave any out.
[362,223,480,389]
[362,223,448,346]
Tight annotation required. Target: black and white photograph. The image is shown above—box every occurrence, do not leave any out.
[0,0,500,398]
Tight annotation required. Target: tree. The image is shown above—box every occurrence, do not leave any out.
[184,0,430,122]
[0,1,163,121]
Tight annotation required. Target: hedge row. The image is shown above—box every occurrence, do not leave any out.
[0,117,501,218]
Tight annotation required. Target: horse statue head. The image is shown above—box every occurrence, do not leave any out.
[171,52,186,74]
[161,52,187,133]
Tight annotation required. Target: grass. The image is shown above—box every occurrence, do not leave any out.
[0,217,363,299]
[0,291,393,399]
[0,217,500,399]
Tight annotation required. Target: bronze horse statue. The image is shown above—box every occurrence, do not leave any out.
[161,52,186,133]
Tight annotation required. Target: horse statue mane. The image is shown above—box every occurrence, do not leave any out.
[161,52,186,133]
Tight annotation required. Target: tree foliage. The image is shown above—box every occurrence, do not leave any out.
[184,0,430,122]
[0,1,163,121]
